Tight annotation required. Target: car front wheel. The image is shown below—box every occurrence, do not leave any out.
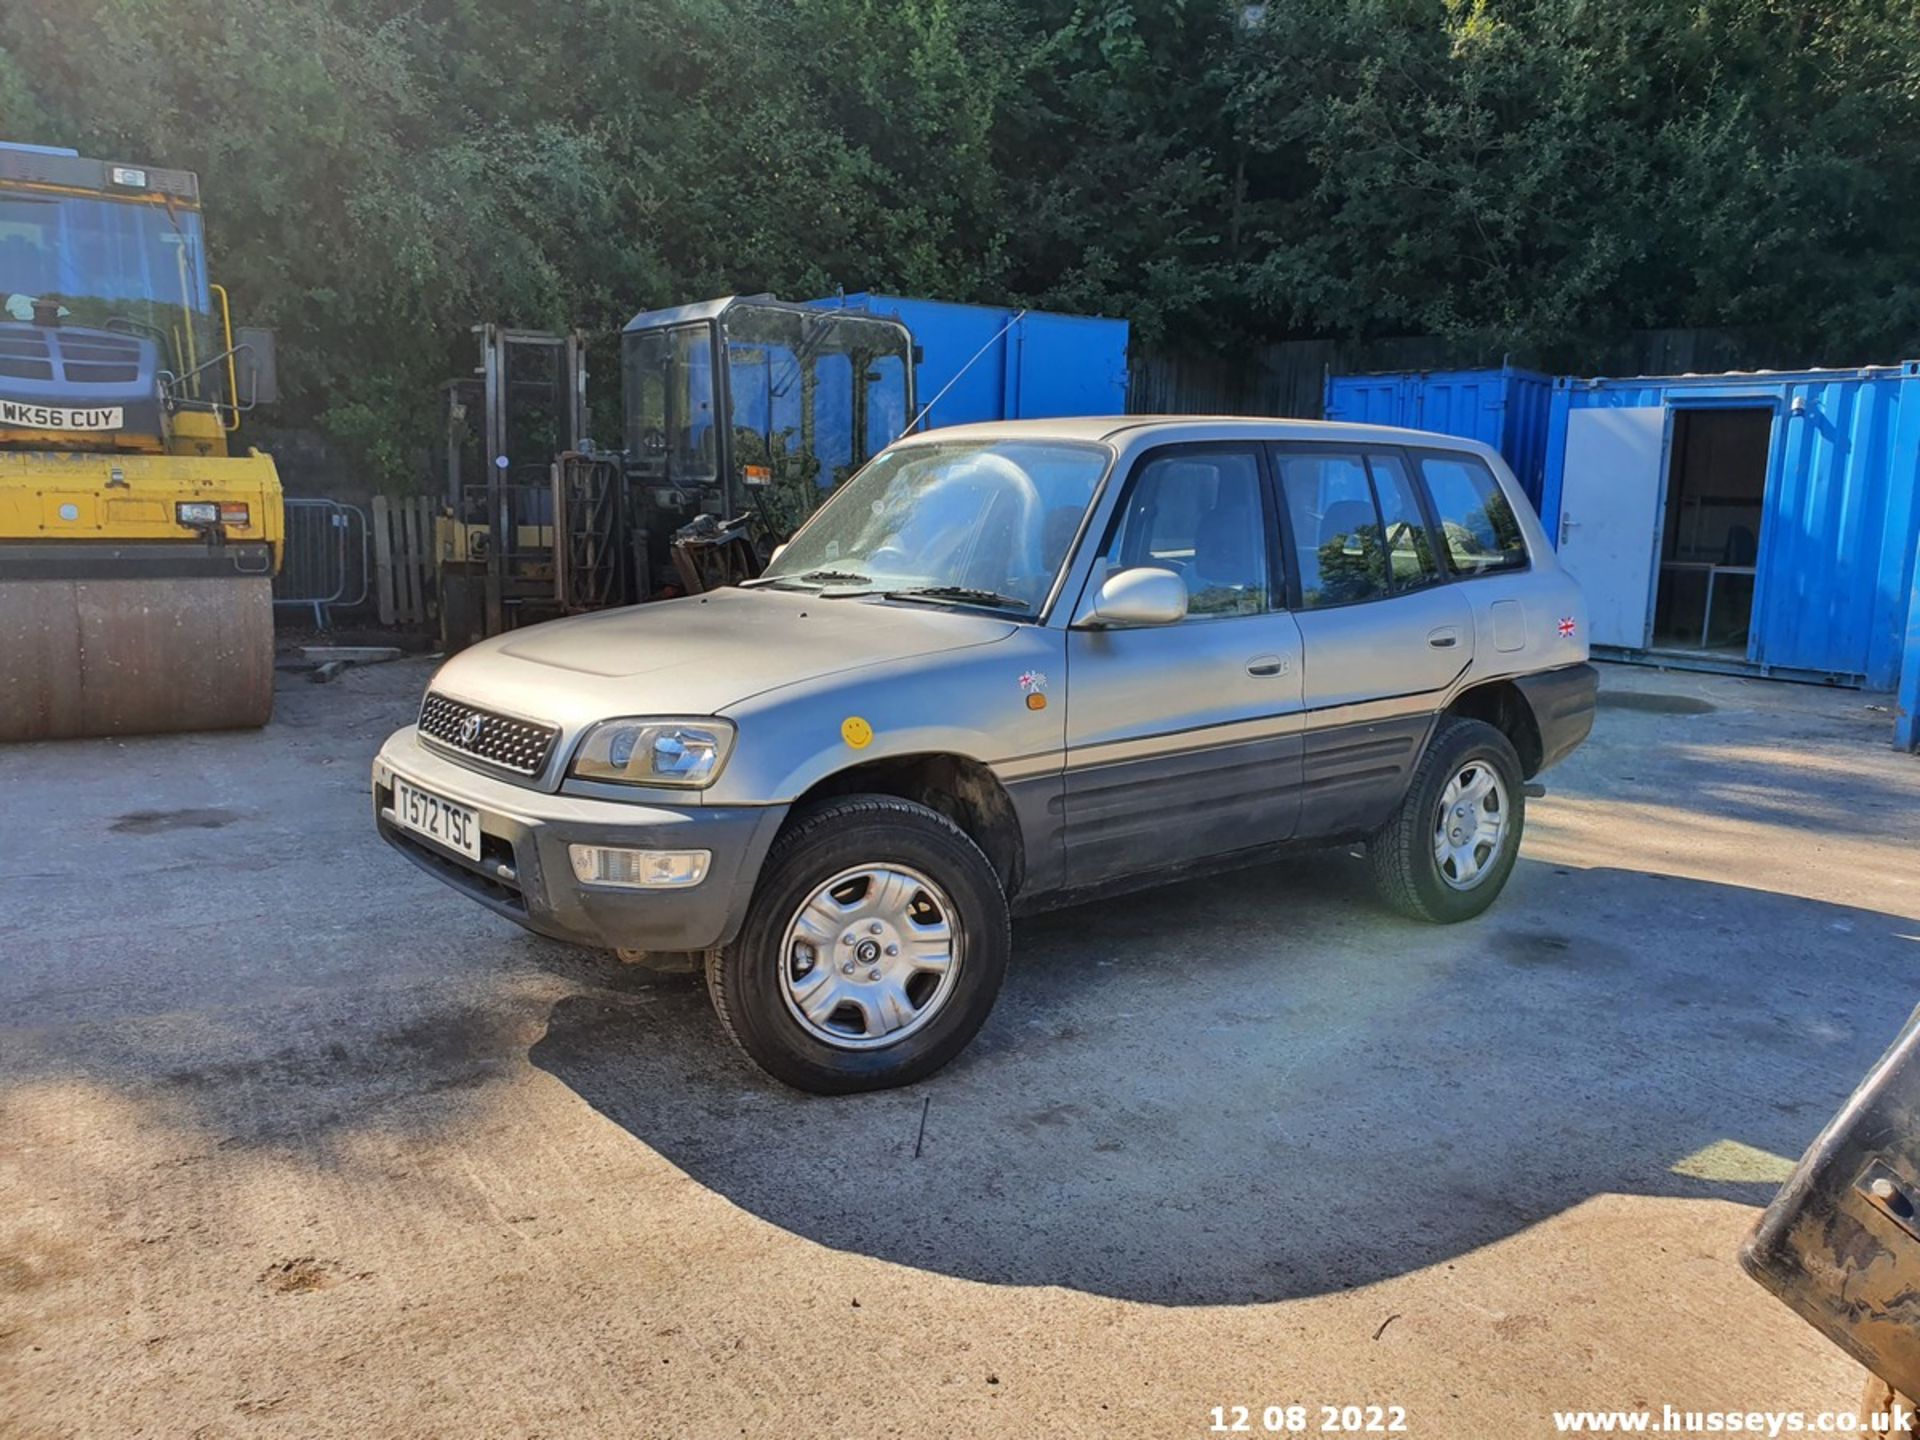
[706,795,1010,1093]
[1367,715,1525,923]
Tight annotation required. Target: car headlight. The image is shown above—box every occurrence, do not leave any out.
[569,718,735,788]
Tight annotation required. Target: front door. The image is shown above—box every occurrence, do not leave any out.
[1062,445,1305,886]
[1555,406,1668,649]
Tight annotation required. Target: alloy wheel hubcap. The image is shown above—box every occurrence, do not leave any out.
[779,864,963,1050]
[1433,762,1508,891]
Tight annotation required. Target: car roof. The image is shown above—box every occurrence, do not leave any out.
[890,414,1497,453]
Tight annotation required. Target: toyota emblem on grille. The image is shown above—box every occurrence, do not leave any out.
[458,714,485,746]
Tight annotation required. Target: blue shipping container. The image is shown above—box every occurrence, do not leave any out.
[807,293,1129,432]
[1324,365,1554,509]
[1537,363,1920,698]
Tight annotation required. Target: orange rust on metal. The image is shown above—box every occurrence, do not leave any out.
[0,575,273,741]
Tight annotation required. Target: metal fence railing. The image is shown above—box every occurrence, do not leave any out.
[274,497,370,628]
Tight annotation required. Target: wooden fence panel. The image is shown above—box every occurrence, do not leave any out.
[371,494,437,629]
[371,495,396,626]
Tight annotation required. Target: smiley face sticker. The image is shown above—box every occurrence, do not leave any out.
[840,715,874,749]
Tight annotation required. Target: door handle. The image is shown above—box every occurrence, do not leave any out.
[1246,654,1289,677]
[1427,627,1461,650]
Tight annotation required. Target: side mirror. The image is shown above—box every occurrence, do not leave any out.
[235,326,278,405]
[1076,566,1188,629]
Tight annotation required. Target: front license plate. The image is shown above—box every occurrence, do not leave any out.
[392,777,482,861]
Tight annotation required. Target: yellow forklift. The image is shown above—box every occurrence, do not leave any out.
[0,140,281,741]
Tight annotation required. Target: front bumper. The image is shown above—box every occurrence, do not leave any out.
[372,727,786,953]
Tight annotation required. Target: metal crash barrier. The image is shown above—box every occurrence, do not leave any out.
[274,497,369,628]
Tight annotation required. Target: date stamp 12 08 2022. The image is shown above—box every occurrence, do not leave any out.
[1209,1404,1411,1436]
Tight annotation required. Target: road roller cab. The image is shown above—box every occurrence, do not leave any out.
[0,140,283,741]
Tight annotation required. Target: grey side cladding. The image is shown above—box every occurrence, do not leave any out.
[1297,713,1436,839]
[1061,732,1305,887]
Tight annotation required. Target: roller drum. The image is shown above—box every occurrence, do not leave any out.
[0,572,274,741]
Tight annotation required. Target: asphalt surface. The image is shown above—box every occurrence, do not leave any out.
[3,657,1917,1437]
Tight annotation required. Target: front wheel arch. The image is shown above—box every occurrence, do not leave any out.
[780,751,1026,898]
[706,792,1012,1093]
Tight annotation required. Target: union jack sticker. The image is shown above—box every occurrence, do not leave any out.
[1558,616,1577,638]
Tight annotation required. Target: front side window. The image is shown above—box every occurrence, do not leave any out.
[1418,453,1528,575]
[755,439,1110,617]
[1275,451,1389,608]
[1102,449,1269,618]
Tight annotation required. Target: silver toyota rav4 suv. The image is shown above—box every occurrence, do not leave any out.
[374,418,1595,1093]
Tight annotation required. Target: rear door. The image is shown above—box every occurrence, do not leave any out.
[1554,406,1667,648]
[1271,445,1475,836]
[1062,444,1305,885]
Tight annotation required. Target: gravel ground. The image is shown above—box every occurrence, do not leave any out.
[2,656,1916,1438]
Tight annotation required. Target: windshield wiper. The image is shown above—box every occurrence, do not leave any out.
[792,568,872,587]
[883,585,1028,612]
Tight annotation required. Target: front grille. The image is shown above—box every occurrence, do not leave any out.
[0,327,143,384]
[57,335,141,383]
[0,331,52,380]
[417,692,558,776]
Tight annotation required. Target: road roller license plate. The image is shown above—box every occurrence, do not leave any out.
[393,778,481,861]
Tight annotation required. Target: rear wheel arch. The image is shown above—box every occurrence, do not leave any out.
[1369,714,1526,923]
[1444,679,1545,778]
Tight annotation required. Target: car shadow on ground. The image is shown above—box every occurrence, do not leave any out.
[528,851,1913,1306]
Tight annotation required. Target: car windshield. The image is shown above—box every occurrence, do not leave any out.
[753,439,1111,616]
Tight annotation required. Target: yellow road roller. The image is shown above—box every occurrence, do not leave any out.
[0,140,282,742]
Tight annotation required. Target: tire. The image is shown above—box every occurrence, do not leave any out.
[706,794,1011,1094]
[1367,715,1525,924]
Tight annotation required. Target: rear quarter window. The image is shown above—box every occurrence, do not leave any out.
[1417,452,1529,576]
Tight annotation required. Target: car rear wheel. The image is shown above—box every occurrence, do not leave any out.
[706,795,1010,1093]
[1367,715,1525,923]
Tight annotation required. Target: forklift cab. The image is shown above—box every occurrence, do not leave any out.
[621,296,915,564]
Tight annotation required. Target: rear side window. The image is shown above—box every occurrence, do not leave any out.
[1367,453,1444,592]
[1274,451,1389,607]
[1418,453,1528,575]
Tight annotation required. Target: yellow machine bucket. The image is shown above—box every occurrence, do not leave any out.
[0,450,282,742]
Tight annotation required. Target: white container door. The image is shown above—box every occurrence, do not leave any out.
[1556,406,1667,649]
